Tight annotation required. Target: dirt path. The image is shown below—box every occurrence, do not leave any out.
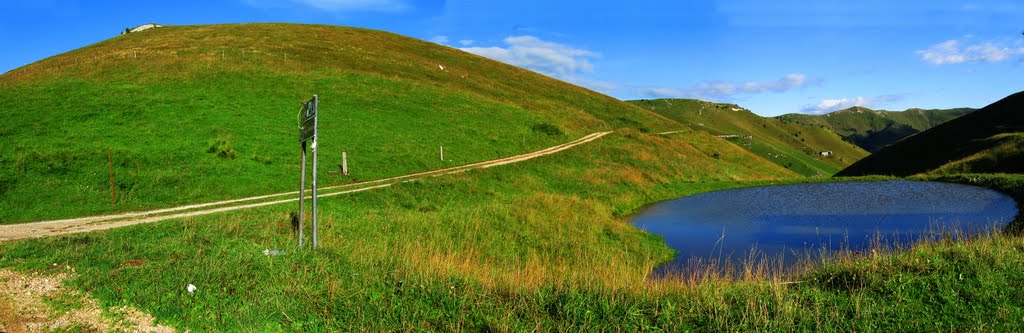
[0,269,175,332]
[0,131,612,242]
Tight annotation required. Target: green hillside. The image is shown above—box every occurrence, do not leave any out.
[629,98,869,177]
[838,91,1024,176]
[0,23,817,331]
[4,23,1024,332]
[1,23,769,223]
[776,106,974,152]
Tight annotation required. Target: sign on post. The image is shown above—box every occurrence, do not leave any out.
[296,95,319,249]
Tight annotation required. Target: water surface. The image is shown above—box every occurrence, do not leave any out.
[631,181,1019,275]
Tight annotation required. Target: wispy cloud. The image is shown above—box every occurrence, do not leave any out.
[460,36,597,77]
[459,36,614,92]
[638,74,817,101]
[800,95,904,114]
[429,35,449,44]
[916,38,1024,65]
[245,0,408,12]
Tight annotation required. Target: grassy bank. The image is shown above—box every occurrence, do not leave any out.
[2,130,1022,331]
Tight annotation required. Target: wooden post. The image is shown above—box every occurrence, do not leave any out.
[108,149,116,205]
[298,141,306,247]
[342,151,348,175]
[440,145,444,161]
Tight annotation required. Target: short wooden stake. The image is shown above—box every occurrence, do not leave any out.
[342,151,349,175]
[440,145,444,161]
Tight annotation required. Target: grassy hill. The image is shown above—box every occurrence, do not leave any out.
[0,23,805,223]
[0,23,820,331]
[838,91,1024,176]
[776,106,974,152]
[629,98,869,177]
[3,23,1024,331]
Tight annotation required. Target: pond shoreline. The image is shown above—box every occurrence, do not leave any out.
[632,178,1020,276]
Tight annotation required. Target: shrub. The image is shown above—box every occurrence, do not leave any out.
[531,123,564,137]
[208,139,236,159]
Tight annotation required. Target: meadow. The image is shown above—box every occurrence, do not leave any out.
[2,130,1022,331]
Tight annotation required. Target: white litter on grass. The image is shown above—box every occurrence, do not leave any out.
[438,64,445,70]
[262,249,283,256]
[186,284,197,293]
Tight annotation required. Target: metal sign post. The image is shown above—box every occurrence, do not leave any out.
[297,95,319,249]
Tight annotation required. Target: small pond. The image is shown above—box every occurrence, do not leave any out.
[631,181,1019,275]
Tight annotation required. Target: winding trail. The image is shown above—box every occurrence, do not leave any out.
[0,131,612,242]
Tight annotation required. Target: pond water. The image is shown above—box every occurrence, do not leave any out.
[631,181,1019,275]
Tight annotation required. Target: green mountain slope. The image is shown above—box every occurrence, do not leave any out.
[837,91,1024,177]
[776,107,974,152]
[629,98,869,177]
[0,23,795,222]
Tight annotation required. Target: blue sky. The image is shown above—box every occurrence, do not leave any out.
[1,0,1021,116]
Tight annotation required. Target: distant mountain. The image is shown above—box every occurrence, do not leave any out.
[837,91,1024,177]
[776,107,974,152]
[629,99,869,177]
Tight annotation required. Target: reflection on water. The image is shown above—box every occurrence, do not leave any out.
[631,181,1019,275]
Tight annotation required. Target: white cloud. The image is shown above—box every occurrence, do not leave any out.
[800,95,904,114]
[245,0,407,12]
[916,39,1024,65]
[639,74,816,100]
[458,39,474,46]
[429,35,449,44]
[459,35,598,78]
[458,35,615,92]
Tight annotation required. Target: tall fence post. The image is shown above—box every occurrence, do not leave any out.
[296,95,320,249]
[311,95,319,249]
[298,141,306,248]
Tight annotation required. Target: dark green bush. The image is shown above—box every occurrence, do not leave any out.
[208,139,236,159]
[531,123,564,137]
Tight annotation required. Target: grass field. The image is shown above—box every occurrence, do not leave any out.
[1,135,1022,330]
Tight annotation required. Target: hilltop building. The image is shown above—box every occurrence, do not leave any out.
[122,23,162,35]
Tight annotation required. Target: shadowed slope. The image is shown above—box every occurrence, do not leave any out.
[838,91,1024,176]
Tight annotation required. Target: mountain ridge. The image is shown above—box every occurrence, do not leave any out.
[628,98,869,177]
[776,106,974,152]
[837,91,1024,176]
